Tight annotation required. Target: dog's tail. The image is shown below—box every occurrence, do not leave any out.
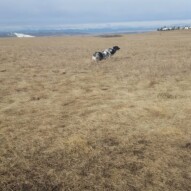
[92,52,104,61]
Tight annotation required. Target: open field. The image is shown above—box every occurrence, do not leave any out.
[0,31,191,191]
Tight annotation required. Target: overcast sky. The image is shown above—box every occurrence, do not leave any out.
[0,0,191,25]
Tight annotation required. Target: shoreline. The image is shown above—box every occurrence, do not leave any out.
[1,30,191,39]
[1,27,191,39]
[0,29,156,38]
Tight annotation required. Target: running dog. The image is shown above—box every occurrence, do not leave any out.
[92,46,120,61]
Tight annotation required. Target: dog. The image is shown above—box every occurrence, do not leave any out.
[92,46,120,61]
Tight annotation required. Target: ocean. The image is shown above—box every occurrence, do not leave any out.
[0,19,191,37]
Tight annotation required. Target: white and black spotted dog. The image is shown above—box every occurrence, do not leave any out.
[92,46,120,61]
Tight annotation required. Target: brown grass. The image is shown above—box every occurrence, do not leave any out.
[0,30,191,191]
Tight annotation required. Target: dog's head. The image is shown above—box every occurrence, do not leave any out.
[113,46,120,51]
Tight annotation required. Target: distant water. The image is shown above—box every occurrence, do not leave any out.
[1,19,191,37]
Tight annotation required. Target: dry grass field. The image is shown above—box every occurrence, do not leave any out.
[0,31,191,191]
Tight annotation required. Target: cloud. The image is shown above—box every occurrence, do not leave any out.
[0,0,191,24]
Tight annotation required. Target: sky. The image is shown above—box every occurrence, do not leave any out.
[0,0,191,26]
